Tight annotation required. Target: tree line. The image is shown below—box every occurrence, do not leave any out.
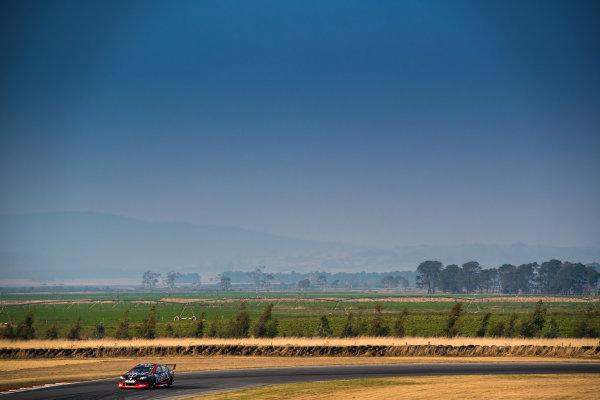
[416,259,599,295]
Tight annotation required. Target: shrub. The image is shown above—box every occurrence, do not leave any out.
[393,309,409,338]
[265,319,279,338]
[67,317,82,340]
[520,300,546,338]
[207,315,219,338]
[45,324,58,339]
[165,324,174,337]
[193,312,206,337]
[573,306,599,338]
[504,313,518,337]
[444,303,463,337]
[115,309,130,339]
[341,313,359,338]
[16,310,35,340]
[543,318,560,338]
[230,302,250,338]
[253,303,274,338]
[369,303,390,336]
[138,305,157,339]
[0,321,15,339]
[94,322,105,339]
[487,318,505,337]
[476,312,492,337]
[318,315,332,337]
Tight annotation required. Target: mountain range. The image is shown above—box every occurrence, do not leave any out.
[1,212,598,282]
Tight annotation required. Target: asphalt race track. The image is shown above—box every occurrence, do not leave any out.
[4,363,600,400]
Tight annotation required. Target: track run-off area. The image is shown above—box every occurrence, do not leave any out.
[2,362,600,400]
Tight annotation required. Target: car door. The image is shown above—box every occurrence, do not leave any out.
[157,365,166,383]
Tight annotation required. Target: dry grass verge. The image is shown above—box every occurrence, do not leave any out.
[2,337,599,349]
[182,374,600,400]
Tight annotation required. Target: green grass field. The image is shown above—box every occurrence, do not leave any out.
[1,292,598,339]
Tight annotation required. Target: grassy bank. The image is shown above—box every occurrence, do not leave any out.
[181,374,600,400]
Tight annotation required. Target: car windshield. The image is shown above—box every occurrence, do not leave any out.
[129,366,152,374]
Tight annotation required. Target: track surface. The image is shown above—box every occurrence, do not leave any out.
[4,363,600,400]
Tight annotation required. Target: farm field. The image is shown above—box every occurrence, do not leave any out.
[1,292,598,339]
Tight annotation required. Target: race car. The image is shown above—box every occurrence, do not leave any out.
[118,363,176,389]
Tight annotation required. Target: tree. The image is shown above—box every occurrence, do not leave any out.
[585,266,599,295]
[164,271,181,289]
[194,311,206,337]
[297,279,310,290]
[248,267,265,292]
[165,324,174,337]
[369,303,390,336]
[218,274,231,291]
[142,270,161,290]
[444,303,463,337]
[458,261,481,293]
[67,317,82,340]
[487,319,505,337]
[341,313,359,338]
[504,313,518,337]
[573,305,599,338]
[139,305,157,339]
[45,324,58,339]
[94,322,105,339]
[380,275,407,290]
[316,275,327,289]
[520,300,546,337]
[439,264,459,293]
[498,264,519,294]
[516,263,537,294]
[570,263,588,295]
[393,308,409,337]
[537,259,562,294]
[115,309,130,339]
[317,315,332,337]
[207,315,219,338]
[416,261,442,294]
[543,318,560,338]
[231,302,250,337]
[262,274,274,291]
[253,303,274,338]
[476,312,492,337]
[16,309,35,339]
[477,268,499,293]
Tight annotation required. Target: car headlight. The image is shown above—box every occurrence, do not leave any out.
[119,376,124,380]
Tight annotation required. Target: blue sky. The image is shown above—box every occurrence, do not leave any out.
[1,0,599,247]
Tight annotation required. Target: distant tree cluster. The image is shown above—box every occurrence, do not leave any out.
[219,269,417,290]
[141,270,200,290]
[416,259,599,295]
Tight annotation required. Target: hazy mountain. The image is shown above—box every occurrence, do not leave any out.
[1,212,598,281]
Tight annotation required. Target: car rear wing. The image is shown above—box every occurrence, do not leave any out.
[166,364,176,371]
